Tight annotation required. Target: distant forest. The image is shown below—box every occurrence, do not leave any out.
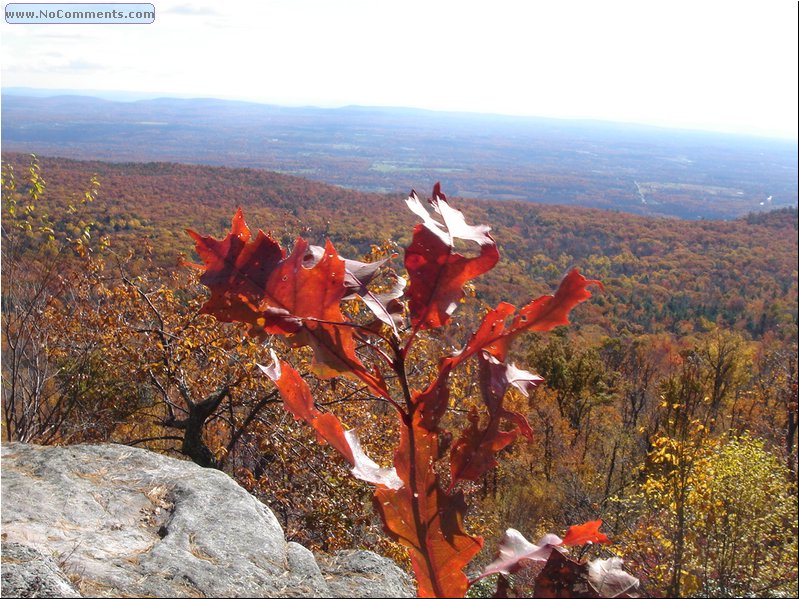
[5,153,794,342]
[2,93,797,219]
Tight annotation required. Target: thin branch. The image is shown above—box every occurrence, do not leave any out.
[301,315,392,346]
[224,390,282,457]
[125,435,184,446]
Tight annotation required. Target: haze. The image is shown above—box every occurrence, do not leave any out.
[2,0,798,139]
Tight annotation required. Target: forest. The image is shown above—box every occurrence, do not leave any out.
[2,152,797,598]
[3,93,797,220]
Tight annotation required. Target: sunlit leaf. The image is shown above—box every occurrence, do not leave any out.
[480,528,563,577]
[259,353,401,489]
[404,184,499,330]
[345,429,403,490]
[189,210,388,397]
[587,557,640,597]
[561,519,611,546]
[374,415,483,598]
[449,354,536,483]
[258,351,354,464]
[444,269,602,371]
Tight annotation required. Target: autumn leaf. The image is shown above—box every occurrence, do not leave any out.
[188,210,388,398]
[560,519,611,546]
[186,207,285,335]
[404,184,499,331]
[374,414,483,598]
[258,352,401,489]
[344,429,403,490]
[587,557,640,598]
[480,530,638,598]
[444,269,602,371]
[479,528,563,577]
[449,353,537,483]
[533,551,639,598]
[534,550,599,598]
[308,244,402,335]
[258,351,354,464]
[414,362,452,432]
[360,274,406,332]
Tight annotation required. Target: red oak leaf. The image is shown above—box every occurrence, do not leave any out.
[533,551,638,598]
[450,408,517,484]
[187,207,285,336]
[534,550,599,598]
[479,529,563,577]
[259,352,401,489]
[449,353,536,483]
[445,269,602,371]
[479,530,637,598]
[305,244,389,298]
[273,240,386,393]
[415,362,452,432]
[374,414,483,598]
[404,184,499,330]
[258,352,354,464]
[188,211,388,398]
[587,557,640,598]
[344,429,403,490]
[560,519,611,546]
[307,245,402,335]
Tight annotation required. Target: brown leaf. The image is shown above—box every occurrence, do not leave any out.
[534,550,598,598]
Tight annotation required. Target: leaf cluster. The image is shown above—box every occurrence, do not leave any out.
[188,184,616,597]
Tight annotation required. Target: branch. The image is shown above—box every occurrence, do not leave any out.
[224,389,282,459]
[126,435,184,446]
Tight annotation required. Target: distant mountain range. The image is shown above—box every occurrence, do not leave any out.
[2,90,796,219]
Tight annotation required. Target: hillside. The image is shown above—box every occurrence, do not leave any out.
[3,152,797,598]
[3,152,796,341]
[3,93,796,219]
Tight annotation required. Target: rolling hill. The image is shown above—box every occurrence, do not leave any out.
[2,152,795,341]
[3,92,796,220]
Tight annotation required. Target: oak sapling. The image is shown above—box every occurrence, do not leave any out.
[188,184,636,598]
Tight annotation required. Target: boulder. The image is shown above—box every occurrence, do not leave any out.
[0,542,81,598]
[317,550,416,598]
[1,442,414,598]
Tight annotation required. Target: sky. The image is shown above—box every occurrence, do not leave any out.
[2,0,798,139]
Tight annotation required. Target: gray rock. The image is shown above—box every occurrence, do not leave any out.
[317,550,415,598]
[1,442,414,598]
[0,542,82,598]
[288,542,330,595]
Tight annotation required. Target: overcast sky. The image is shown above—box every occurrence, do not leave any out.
[2,0,797,139]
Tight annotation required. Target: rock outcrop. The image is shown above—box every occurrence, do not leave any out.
[1,442,414,598]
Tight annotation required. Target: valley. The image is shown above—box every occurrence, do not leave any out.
[3,92,796,220]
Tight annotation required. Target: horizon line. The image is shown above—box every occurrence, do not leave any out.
[3,85,797,143]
